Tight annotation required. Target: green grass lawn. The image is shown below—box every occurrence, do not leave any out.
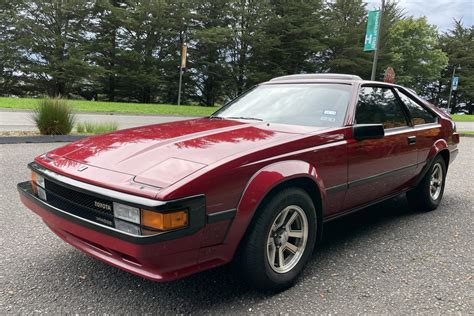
[452,114,474,122]
[0,97,218,117]
[1,97,472,121]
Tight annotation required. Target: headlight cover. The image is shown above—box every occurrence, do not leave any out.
[113,202,140,224]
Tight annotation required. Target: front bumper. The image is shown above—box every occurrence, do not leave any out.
[17,180,208,281]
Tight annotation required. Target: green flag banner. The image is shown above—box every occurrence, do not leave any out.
[364,10,380,51]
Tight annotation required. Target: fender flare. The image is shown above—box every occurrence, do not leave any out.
[414,139,450,186]
[223,160,325,258]
[428,138,449,161]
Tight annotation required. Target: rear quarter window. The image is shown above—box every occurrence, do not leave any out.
[397,90,437,125]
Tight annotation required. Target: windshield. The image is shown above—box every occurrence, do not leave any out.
[213,83,352,127]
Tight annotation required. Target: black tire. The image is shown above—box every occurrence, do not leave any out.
[407,155,447,212]
[236,187,317,291]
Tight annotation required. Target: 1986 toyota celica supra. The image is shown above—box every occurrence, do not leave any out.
[18,74,460,290]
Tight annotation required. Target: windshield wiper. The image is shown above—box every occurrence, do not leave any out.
[223,116,263,121]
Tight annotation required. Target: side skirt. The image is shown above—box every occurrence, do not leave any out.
[322,188,411,223]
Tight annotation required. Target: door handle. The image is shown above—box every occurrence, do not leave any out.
[407,136,417,145]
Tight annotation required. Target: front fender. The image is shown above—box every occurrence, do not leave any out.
[222,160,325,260]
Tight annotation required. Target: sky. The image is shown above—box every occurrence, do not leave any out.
[365,0,474,32]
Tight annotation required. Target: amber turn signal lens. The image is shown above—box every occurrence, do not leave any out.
[31,171,38,194]
[141,209,188,231]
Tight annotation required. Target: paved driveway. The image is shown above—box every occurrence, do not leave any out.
[455,121,474,132]
[0,109,195,131]
[0,139,472,314]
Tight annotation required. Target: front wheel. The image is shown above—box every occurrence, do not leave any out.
[236,188,317,291]
[407,155,447,212]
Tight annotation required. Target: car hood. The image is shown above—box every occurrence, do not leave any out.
[46,118,302,188]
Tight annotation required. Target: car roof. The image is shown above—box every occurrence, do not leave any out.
[263,73,410,89]
[270,73,363,81]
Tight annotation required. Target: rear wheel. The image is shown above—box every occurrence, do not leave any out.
[407,155,447,211]
[236,188,317,291]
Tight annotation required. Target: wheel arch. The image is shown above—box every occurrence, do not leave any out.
[414,141,450,188]
[225,160,326,261]
[428,139,450,170]
[438,149,450,170]
[253,176,324,242]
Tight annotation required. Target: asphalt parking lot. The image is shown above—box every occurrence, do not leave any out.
[0,139,472,314]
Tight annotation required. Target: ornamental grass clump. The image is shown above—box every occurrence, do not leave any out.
[76,121,119,135]
[33,98,75,135]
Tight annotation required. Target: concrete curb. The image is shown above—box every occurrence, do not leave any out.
[0,135,87,144]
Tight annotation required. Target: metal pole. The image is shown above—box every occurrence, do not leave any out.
[446,66,456,114]
[370,0,385,81]
[177,67,183,106]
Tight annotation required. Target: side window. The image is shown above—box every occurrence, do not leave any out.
[397,90,437,125]
[355,87,409,129]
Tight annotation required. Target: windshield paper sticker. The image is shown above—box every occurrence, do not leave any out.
[320,116,336,122]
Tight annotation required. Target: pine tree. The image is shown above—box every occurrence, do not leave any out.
[266,0,326,76]
[91,0,128,101]
[440,20,474,114]
[0,0,23,96]
[323,0,372,78]
[15,0,95,96]
[188,0,233,106]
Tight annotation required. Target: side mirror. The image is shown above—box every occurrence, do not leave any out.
[353,124,384,141]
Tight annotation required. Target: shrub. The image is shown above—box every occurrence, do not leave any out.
[75,121,118,135]
[33,98,75,135]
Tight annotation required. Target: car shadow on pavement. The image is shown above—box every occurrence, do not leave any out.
[24,194,427,312]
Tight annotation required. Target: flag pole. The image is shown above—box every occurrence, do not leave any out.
[370,0,385,81]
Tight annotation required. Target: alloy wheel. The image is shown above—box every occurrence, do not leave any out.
[266,205,309,274]
[429,162,443,200]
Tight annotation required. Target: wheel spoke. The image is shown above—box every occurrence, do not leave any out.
[288,230,303,238]
[268,238,275,247]
[278,247,285,268]
[274,208,289,229]
[268,239,276,266]
[285,211,299,229]
[285,242,298,254]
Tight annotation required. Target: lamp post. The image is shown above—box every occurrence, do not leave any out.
[447,64,461,114]
[370,0,385,81]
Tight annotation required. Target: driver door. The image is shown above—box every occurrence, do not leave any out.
[343,86,418,210]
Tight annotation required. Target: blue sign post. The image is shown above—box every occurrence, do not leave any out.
[452,76,459,91]
[447,70,460,113]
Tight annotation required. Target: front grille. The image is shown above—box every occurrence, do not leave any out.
[43,179,115,227]
[45,179,113,216]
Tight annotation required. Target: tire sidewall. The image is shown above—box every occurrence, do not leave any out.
[260,189,317,287]
[424,156,447,208]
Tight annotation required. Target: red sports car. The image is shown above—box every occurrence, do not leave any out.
[18,74,460,290]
